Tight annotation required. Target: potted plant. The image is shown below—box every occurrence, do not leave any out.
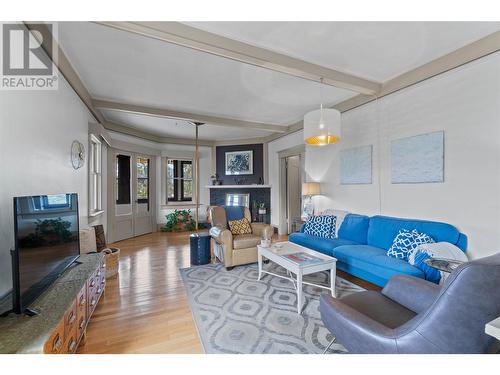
[161,209,196,232]
[257,203,266,215]
[210,174,217,185]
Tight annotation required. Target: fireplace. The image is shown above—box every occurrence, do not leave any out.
[207,185,271,223]
[225,193,250,207]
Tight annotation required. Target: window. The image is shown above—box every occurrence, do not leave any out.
[167,159,193,202]
[136,157,150,204]
[33,194,72,210]
[116,154,131,205]
[89,134,103,216]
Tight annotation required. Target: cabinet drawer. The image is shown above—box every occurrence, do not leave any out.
[62,323,78,354]
[77,314,86,340]
[76,282,87,334]
[43,319,65,354]
[64,300,77,342]
[88,287,99,315]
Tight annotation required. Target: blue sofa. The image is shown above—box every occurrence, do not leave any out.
[289,214,467,287]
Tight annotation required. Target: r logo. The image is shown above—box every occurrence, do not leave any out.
[2,23,53,76]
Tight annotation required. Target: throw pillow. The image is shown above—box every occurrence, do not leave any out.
[304,215,337,239]
[228,218,252,235]
[319,209,349,237]
[387,229,435,261]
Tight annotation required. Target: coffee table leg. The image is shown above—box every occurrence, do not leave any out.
[297,271,303,314]
[257,250,263,281]
[330,263,337,298]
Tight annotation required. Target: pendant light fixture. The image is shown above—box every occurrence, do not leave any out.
[304,78,341,146]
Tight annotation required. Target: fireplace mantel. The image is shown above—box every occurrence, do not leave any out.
[205,185,271,189]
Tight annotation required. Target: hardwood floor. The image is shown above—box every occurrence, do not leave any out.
[77,231,379,354]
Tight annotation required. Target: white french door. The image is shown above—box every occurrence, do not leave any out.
[108,149,156,242]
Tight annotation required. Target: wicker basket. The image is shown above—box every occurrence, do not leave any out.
[102,248,120,278]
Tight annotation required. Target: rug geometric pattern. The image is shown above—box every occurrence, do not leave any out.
[180,263,364,354]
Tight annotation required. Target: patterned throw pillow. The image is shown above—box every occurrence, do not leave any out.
[304,215,337,239]
[387,229,435,261]
[228,218,253,235]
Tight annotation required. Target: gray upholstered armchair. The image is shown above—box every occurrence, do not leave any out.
[320,253,500,354]
[208,206,273,270]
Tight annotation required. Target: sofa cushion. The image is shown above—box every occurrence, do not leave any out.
[367,215,460,250]
[233,234,261,250]
[337,214,370,244]
[332,245,424,279]
[288,233,358,257]
[224,205,246,221]
[386,229,435,261]
[303,215,336,239]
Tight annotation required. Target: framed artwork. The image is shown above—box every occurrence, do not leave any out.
[225,150,253,175]
[391,131,444,184]
[340,145,373,185]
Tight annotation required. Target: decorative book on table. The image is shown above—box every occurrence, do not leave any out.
[283,252,324,266]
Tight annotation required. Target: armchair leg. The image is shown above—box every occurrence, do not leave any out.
[322,337,336,354]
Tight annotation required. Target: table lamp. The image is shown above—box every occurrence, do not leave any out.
[302,182,321,220]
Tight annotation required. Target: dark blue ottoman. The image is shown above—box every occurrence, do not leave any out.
[190,232,211,266]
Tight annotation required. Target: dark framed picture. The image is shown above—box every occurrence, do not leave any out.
[225,150,253,175]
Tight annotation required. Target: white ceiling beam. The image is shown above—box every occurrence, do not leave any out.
[103,121,215,146]
[95,21,381,96]
[93,99,287,133]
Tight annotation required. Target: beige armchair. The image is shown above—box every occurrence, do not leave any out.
[208,206,273,270]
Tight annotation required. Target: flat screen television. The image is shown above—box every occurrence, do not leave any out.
[12,193,80,314]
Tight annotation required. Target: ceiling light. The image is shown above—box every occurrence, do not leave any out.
[304,78,341,146]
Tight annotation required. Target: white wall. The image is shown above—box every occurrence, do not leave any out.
[105,131,212,226]
[306,52,500,259]
[0,75,96,296]
[267,131,304,228]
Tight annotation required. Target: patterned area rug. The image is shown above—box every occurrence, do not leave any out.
[180,262,364,354]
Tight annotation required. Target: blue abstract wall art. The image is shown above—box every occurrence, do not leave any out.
[391,131,444,184]
[225,150,253,175]
[340,145,373,185]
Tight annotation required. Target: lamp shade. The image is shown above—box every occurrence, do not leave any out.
[302,182,321,196]
[303,108,341,146]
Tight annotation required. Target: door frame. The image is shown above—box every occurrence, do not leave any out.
[278,145,305,235]
[107,147,157,243]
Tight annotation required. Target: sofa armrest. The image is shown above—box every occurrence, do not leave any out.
[382,275,441,314]
[210,226,232,244]
[209,226,234,266]
[251,223,273,240]
[320,294,398,353]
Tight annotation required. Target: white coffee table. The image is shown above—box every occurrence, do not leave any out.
[257,241,337,314]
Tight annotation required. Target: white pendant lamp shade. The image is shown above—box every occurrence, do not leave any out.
[304,106,341,146]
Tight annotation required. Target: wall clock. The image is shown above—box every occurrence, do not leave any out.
[71,140,85,170]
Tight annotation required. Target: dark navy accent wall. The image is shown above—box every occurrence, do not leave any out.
[216,144,263,185]
[209,187,271,224]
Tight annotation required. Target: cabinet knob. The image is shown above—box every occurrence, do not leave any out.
[68,338,77,352]
[68,311,76,325]
[52,334,62,353]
